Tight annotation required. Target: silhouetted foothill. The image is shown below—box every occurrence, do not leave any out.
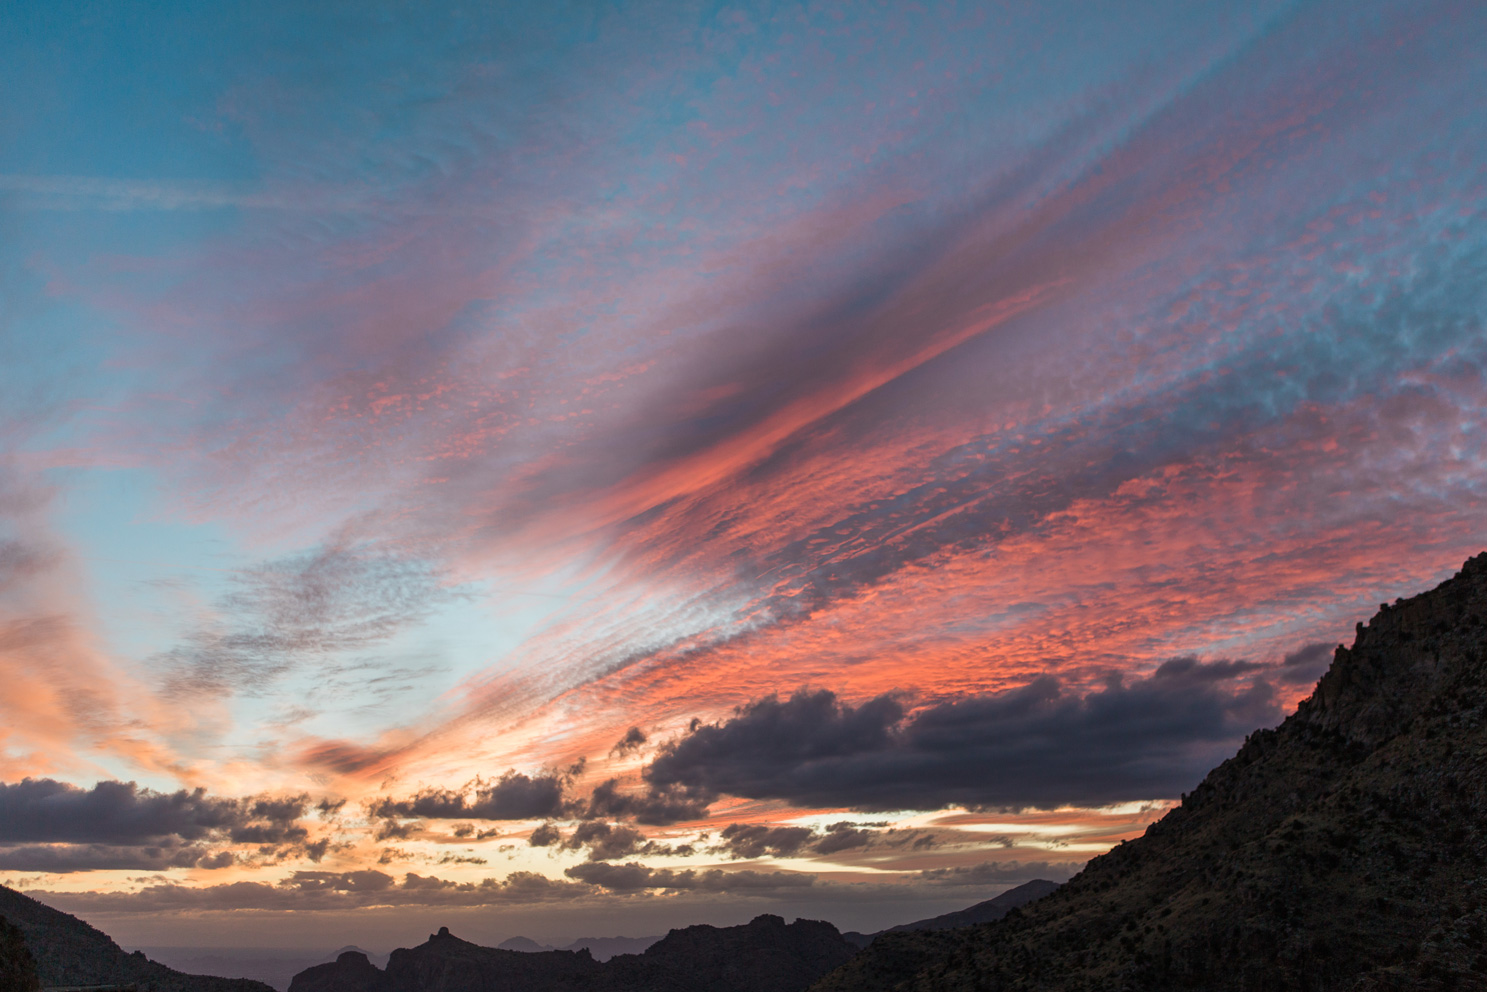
[287,914,858,992]
[841,879,1063,947]
[0,914,41,992]
[290,952,390,992]
[814,554,1487,991]
[0,884,273,992]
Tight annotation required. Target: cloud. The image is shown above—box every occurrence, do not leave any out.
[710,821,882,860]
[563,862,816,894]
[0,779,328,864]
[580,778,710,826]
[370,771,570,821]
[562,822,648,862]
[714,824,815,860]
[33,870,592,914]
[159,539,453,699]
[558,821,692,862]
[528,823,562,847]
[645,664,1285,810]
[611,726,647,756]
[917,860,1084,886]
[811,823,874,856]
[1281,641,1338,685]
[0,779,242,844]
[0,844,237,873]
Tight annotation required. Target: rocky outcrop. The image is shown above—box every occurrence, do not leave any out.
[814,554,1487,991]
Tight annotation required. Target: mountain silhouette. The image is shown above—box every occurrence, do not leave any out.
[815,554,1487,991]
[492,935,661,961]
[842,879,1062,948]
[0,884,274,992]
[1,913,40,992]
[289,916,858,992]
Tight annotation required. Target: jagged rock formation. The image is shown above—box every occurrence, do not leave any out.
[0,885,274,992]
[844,880,1063,948]
[290,916,858,992]
[814,554,1487,991]
[1,914,41,992]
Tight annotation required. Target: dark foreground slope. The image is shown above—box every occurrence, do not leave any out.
[0,885,275,992]
[291,915,858,992]
[817,554,1487,992]
[1,914,40,992]
[844,881,1063,948]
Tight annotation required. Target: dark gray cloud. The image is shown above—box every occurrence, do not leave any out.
[32,870,591,914]
[563,862,816,894]
[580,778,710,826]
[917,859,1084,886]
[558,821,693,862]
[645,663,1284,810]
[0,844,237,873]
[562,822,648,862]
[528,822,562,847]
[0,778,242,844]
[0,779,328,863]
[712,821,887,860]
[611,726,647,756]
[715,824,815,860]
[370,771,569,821]
[1281,641,1338,685]
[812,823,873,856]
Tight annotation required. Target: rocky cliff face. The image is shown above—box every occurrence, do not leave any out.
[290,916,858,992]
[814,554,1487,992]
[0,885,275,992]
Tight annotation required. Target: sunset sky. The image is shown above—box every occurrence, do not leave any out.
[1,0,1485,952]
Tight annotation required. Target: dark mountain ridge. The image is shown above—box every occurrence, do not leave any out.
[493,934,660,960]
[843,880,1063,948]
[289,915,858,992]
[815,554,1487,991]
[0,884,275,992]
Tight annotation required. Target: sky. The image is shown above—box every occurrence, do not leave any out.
[0,0,1484,952]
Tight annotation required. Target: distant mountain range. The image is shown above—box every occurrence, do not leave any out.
[494,935,661,960]
[815,554,1487,990]
[135,945,390,991]
[289,915,859,992]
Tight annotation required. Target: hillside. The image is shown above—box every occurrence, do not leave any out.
[1,914,40,992]
[814,554,1487,991]
[290,915,858,992]
[843,880,1062,948]
[0,885,275,992]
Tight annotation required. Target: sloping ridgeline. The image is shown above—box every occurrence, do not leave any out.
[290,914,858,992]
[814,554,1487,992]
[0,885,275,992]
[843,881,1063,949]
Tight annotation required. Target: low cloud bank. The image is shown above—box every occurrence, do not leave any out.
[0,779,330,871]
[644,658,1290,810]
